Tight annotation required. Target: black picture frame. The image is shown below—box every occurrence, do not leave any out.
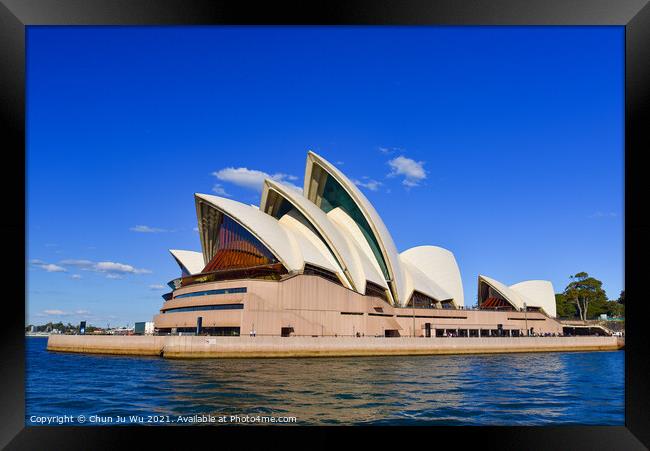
[2,0,648,448]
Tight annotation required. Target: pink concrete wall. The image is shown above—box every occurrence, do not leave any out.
[154,274,564,337]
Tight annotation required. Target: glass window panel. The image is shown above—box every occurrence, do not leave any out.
[162,303,244,314]
[203,215,278,272]
[174,287,247,299]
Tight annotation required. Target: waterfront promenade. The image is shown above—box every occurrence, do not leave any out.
[47,335,624,359]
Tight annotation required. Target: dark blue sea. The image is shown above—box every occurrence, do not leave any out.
[25,337,624,426]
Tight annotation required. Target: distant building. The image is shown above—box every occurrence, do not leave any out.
[110,327,134,336]
[134,321,154,335]
[155,152,562,338]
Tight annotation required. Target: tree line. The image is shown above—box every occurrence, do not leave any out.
[555,272,624,320]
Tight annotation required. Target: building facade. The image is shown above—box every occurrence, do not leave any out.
[154,151,562,337]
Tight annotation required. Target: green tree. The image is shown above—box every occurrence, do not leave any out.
[555,293,578,318]
[588,297,609,319]
[605,300,625,318]
[618,290,625,305]
[563,272,608,321]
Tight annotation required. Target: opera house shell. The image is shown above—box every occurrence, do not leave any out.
[155,152,563,337]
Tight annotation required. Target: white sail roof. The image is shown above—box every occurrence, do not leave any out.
[326,207,388,294]
[178,152,557,317]
[479,275,526,308]
[400,246,464,307]
[479,275,557,317]
[401,259,454,304]
[195,193,303,272]
[304,151,407,305]
[261,179,366,292]
[169,249,205,276]
[277,210,349,286]
[510,280,557,318]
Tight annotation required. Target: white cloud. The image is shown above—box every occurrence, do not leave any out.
[59,259,94,269]
[57,259,152,277]
[387,156,427,187]
[43,309,70,316]
[193,227,199,233]
[148,284,166,290]
[212,184,231,197]
[379,146,404,155]
[353,178,382,191]
[31,260,67,273]
[212,167,302,192]
[130,225,169,233]
[39,309,90,317]
[95,261,151,275]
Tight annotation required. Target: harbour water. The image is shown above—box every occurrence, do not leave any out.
[26,337,624,425]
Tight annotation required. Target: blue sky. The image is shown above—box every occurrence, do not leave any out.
[27,26,624,327]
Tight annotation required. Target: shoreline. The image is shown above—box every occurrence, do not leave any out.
[47,335,624,359]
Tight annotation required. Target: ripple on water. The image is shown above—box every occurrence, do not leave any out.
[25,338,624,425]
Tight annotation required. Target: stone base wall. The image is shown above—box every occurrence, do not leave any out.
[47,334,624,359]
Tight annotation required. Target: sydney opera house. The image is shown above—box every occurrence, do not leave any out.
[154,152,563,338]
